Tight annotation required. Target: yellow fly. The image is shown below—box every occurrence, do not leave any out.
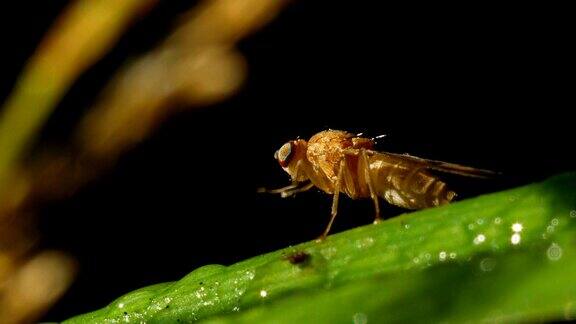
[262,130,494,239]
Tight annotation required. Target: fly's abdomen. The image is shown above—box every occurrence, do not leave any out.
[370,159,456,209]
[406,169,456,208]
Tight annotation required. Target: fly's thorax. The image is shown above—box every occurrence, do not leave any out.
[308,130,354,149]
[303,130,379,195]
[306,130,355,179]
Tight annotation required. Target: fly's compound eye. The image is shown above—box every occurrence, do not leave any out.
[276,141,294,167]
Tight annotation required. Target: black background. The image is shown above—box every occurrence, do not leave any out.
[1,1,574,322]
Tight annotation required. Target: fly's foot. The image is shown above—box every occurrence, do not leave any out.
[315,235,327,243]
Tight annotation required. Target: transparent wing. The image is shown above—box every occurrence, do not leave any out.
[370,150,498,178]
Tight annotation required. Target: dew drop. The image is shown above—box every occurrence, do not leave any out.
[570,210,576,218]
[245,270,255,281]
[473,234,486,245]
[259,290,268,298]
[353,312,368,324]
[321,246,337,259]
[449,252,457,259]
[547,243,563,261]
[511,233,521,245]
[511,223,523,233]
[551,218,559,226]
[439,251,447,261]
[355,237,375,249]
[234,283,245,295]
[494,217,502,225]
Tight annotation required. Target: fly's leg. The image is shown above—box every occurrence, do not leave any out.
[257,183,300,194]
[318,159,345,241]
[258,161,309,196]
[343,149,381,223]
[258,181,313,197]
[360,149,381,223]
[279,182,314,198]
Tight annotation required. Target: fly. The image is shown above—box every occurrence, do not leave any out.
[261,130,495,239]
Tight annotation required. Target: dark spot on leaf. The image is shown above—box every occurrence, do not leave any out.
[284,251,311,266]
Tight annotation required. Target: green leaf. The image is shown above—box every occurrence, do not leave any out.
[65,173,576,323]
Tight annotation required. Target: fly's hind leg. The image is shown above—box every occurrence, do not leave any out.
[359,149,381,223]
[318,159,345,241]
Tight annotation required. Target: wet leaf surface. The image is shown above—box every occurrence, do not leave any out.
[65,173,576,323]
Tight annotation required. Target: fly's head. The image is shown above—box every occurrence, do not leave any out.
[274,139,308,181]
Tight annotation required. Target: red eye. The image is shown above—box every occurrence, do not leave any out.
[276,142,294,167]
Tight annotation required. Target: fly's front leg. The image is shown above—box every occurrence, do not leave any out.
[258,161,310,197]
[360,149,381,223]
[318,159,345,241]
[258,181,313,197]
[279,182,314,198]
[257,183,299,194]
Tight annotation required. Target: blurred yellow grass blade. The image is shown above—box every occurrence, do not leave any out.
[0,251,77,324]
[0,1,289,323]
[76,0,290,159]
[0,0,157,189]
